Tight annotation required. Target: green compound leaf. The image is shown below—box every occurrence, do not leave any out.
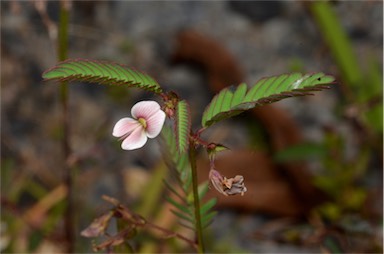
[175,100,191,153]
[42,58,162,94]
[161,126,217,233]
[202,72,335,128]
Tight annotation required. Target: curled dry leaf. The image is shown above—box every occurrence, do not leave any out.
[81,211,114,238]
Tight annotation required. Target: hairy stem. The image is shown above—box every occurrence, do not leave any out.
[189,140,205,253]
[58,1,73,252]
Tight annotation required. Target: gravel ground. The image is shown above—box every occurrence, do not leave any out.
[1,1,382,253]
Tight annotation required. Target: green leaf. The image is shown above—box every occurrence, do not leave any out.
[201,72,335,127]
[178,221,196,231]
[200,198,217,216]
[231,83,247,108]
[161,126,191,192]
[186,182,209,203]
[175,100,191,153]
[201,210,218,228]
[165,196,192,216]
[198,182,209,200]
[163,180,186,201]
[170,209,195,224]
[42,59,162,93]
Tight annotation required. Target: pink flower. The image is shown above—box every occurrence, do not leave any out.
[113,101,166,150]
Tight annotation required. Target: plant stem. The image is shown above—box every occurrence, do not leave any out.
[115,218,134,253]
[189,140,205,253]
[58,1,73,252]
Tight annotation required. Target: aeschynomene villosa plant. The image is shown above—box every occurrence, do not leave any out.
[43,58,335,253]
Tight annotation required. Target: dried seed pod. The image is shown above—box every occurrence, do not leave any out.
[209,169,247,196]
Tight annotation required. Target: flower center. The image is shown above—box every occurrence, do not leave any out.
[138,117,147,129]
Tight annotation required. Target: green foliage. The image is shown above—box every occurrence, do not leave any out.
[42,59,162,94]
[161,126,217,231]
[310,1,382,133]
[310,131,370,221]
[201,72,335,128]
[310,2,362,88]
[279,132,370,214]
[274,142,327,162]
[175,100,191,154]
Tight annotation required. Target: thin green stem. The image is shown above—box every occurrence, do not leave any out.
[58,1,73,252]
[188,140,205,253]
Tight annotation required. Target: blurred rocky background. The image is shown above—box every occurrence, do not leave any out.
[1,1,382,253]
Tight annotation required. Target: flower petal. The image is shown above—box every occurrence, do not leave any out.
[112,118,140,137]
[131,101,161,120]
[121,126,148,150]
[224,175,247,196]
[146,109,166,138]
[209,169,227,196]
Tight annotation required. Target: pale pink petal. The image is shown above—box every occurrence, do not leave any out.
[121,127,148,150]
[131,101,161,120]
[112,118,140,137]
[146,109,166,138]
